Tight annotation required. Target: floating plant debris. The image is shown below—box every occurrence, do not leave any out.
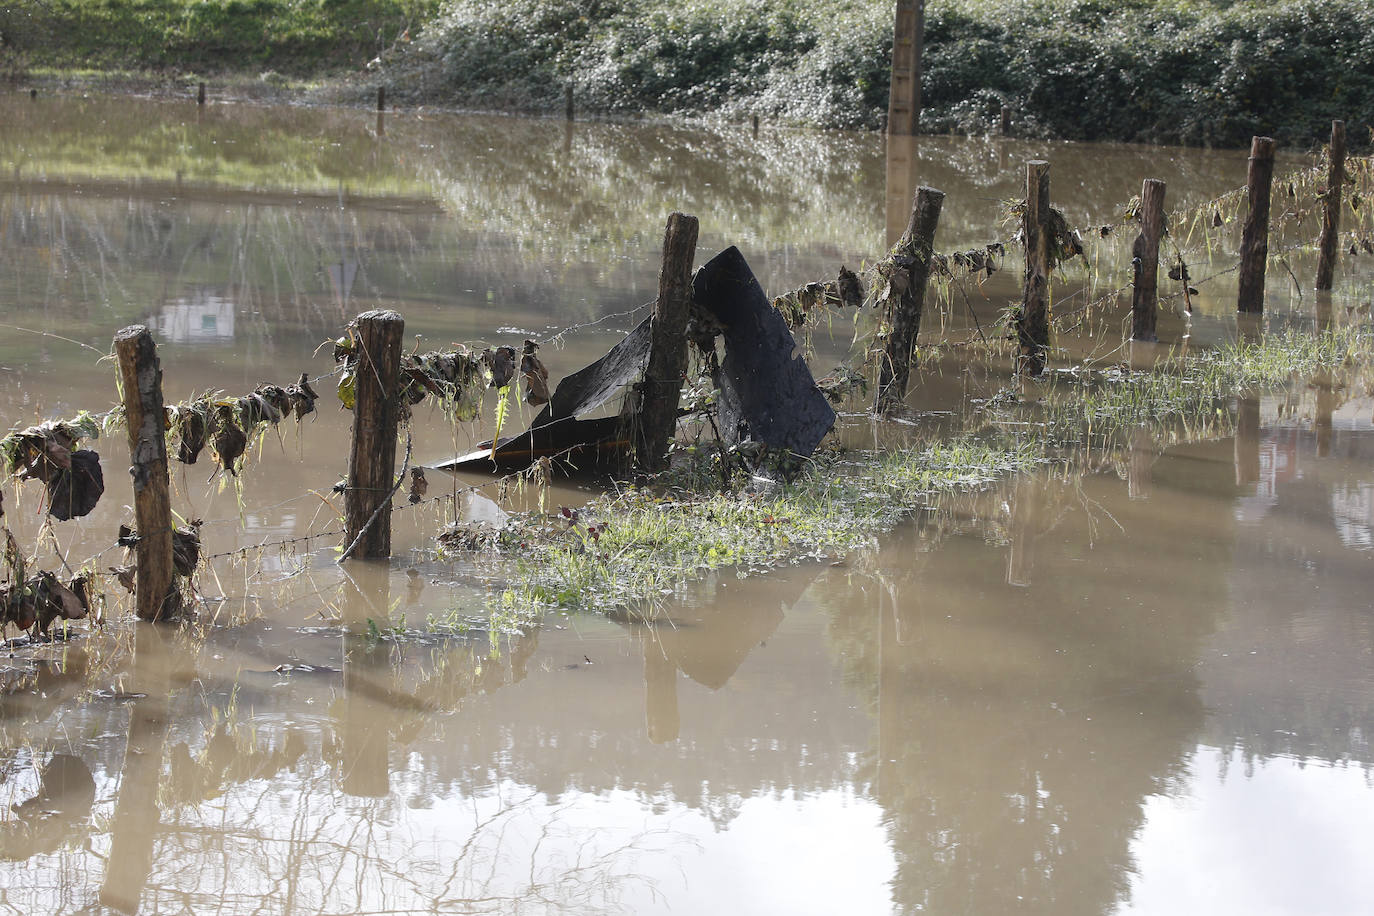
[1,418,105,520]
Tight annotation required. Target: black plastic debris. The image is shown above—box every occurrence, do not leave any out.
[46,449,104,521]
[692,246,836,459]
[437,316,652,472]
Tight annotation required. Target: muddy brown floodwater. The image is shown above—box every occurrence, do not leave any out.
[1,95,1373,915]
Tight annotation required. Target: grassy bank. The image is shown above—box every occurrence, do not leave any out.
[4,1,1371,146]
[0,0,435,76]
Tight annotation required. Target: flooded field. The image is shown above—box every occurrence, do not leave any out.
[1,94,1373,915]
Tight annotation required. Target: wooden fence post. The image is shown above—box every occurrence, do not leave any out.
[634,212,699,472]
[1131,178,1167,342]
[1016,160,1052,375]
[377,86,386,112]
[1316,120,1346,291]
[1000,105,1012,136]
[876,185,944,410]
[1237,136,1275,314]
[344,310,405,560]
[565,83,575,121]
[197,82,206,106]
[114,326,175,622]
[886,0,924,136]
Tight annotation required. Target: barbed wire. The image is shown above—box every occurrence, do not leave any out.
[6,151,1373,591]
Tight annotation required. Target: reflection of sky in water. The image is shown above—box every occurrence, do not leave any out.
[1121,747,1374,916]
[11,770,893,915]
[1331,484,1374,549]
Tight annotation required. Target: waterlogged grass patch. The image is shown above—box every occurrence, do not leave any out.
[441,439,1043,630]
[439,324,1370,635]
[990,326,1373,451]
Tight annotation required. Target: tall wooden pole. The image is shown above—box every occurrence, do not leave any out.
[634,212,699,472]
[876,186,944,411]
[1237,136,1275,314]
[1316,120,1346,291]
[114,326,175,621]
[886,0,924,135]
[344,310,404,559]
[1016,160,1052,375]
[1131,178,1167,342]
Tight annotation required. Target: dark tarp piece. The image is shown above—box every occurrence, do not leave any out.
[46,449,105,521]
[539,315,653,423]
[692,246,836,459]
[435,316,653,472]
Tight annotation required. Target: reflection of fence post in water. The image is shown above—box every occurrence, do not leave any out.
[1006,476,1037,587]
[114,326,176,621]
[1017,161,1052,375]
[99,626,177,913]
[634,212,698,472]
[1316,120,1346,291]
[1316,292,1333,334]
[876,186,944,411]
[1316,382,1334,459]
[1237,136,1275,315]
[343,310,404,560]
[1128,426,1153,500]
[884,134,920,248]
[1131,178,1166,342]
[886,0,923,136]
[1235,394,1261,487]
[1314,294,1336,456]
[339,568,393,797]
[642,632,680,745]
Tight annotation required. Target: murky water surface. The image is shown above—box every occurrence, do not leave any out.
[1,95,1372,914]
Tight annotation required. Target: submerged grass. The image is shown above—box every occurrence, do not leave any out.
[440,438,1043,630]
[435,322,1372,634]
[998,325,1373,454]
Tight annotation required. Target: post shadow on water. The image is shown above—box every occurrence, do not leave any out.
[0,753,96,863]
[629,569,807,745]
[100,625,184,913]
[814,452,1237,915]
[331,561,546,799]
[337,561,399,798]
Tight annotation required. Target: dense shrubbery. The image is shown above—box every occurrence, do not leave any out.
[407,0,1372,147]
[3,0,1371,147]
[920,0,1374,147]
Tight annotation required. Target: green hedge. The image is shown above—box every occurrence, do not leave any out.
[4,0,1371,147]
[412,0,1372,147]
